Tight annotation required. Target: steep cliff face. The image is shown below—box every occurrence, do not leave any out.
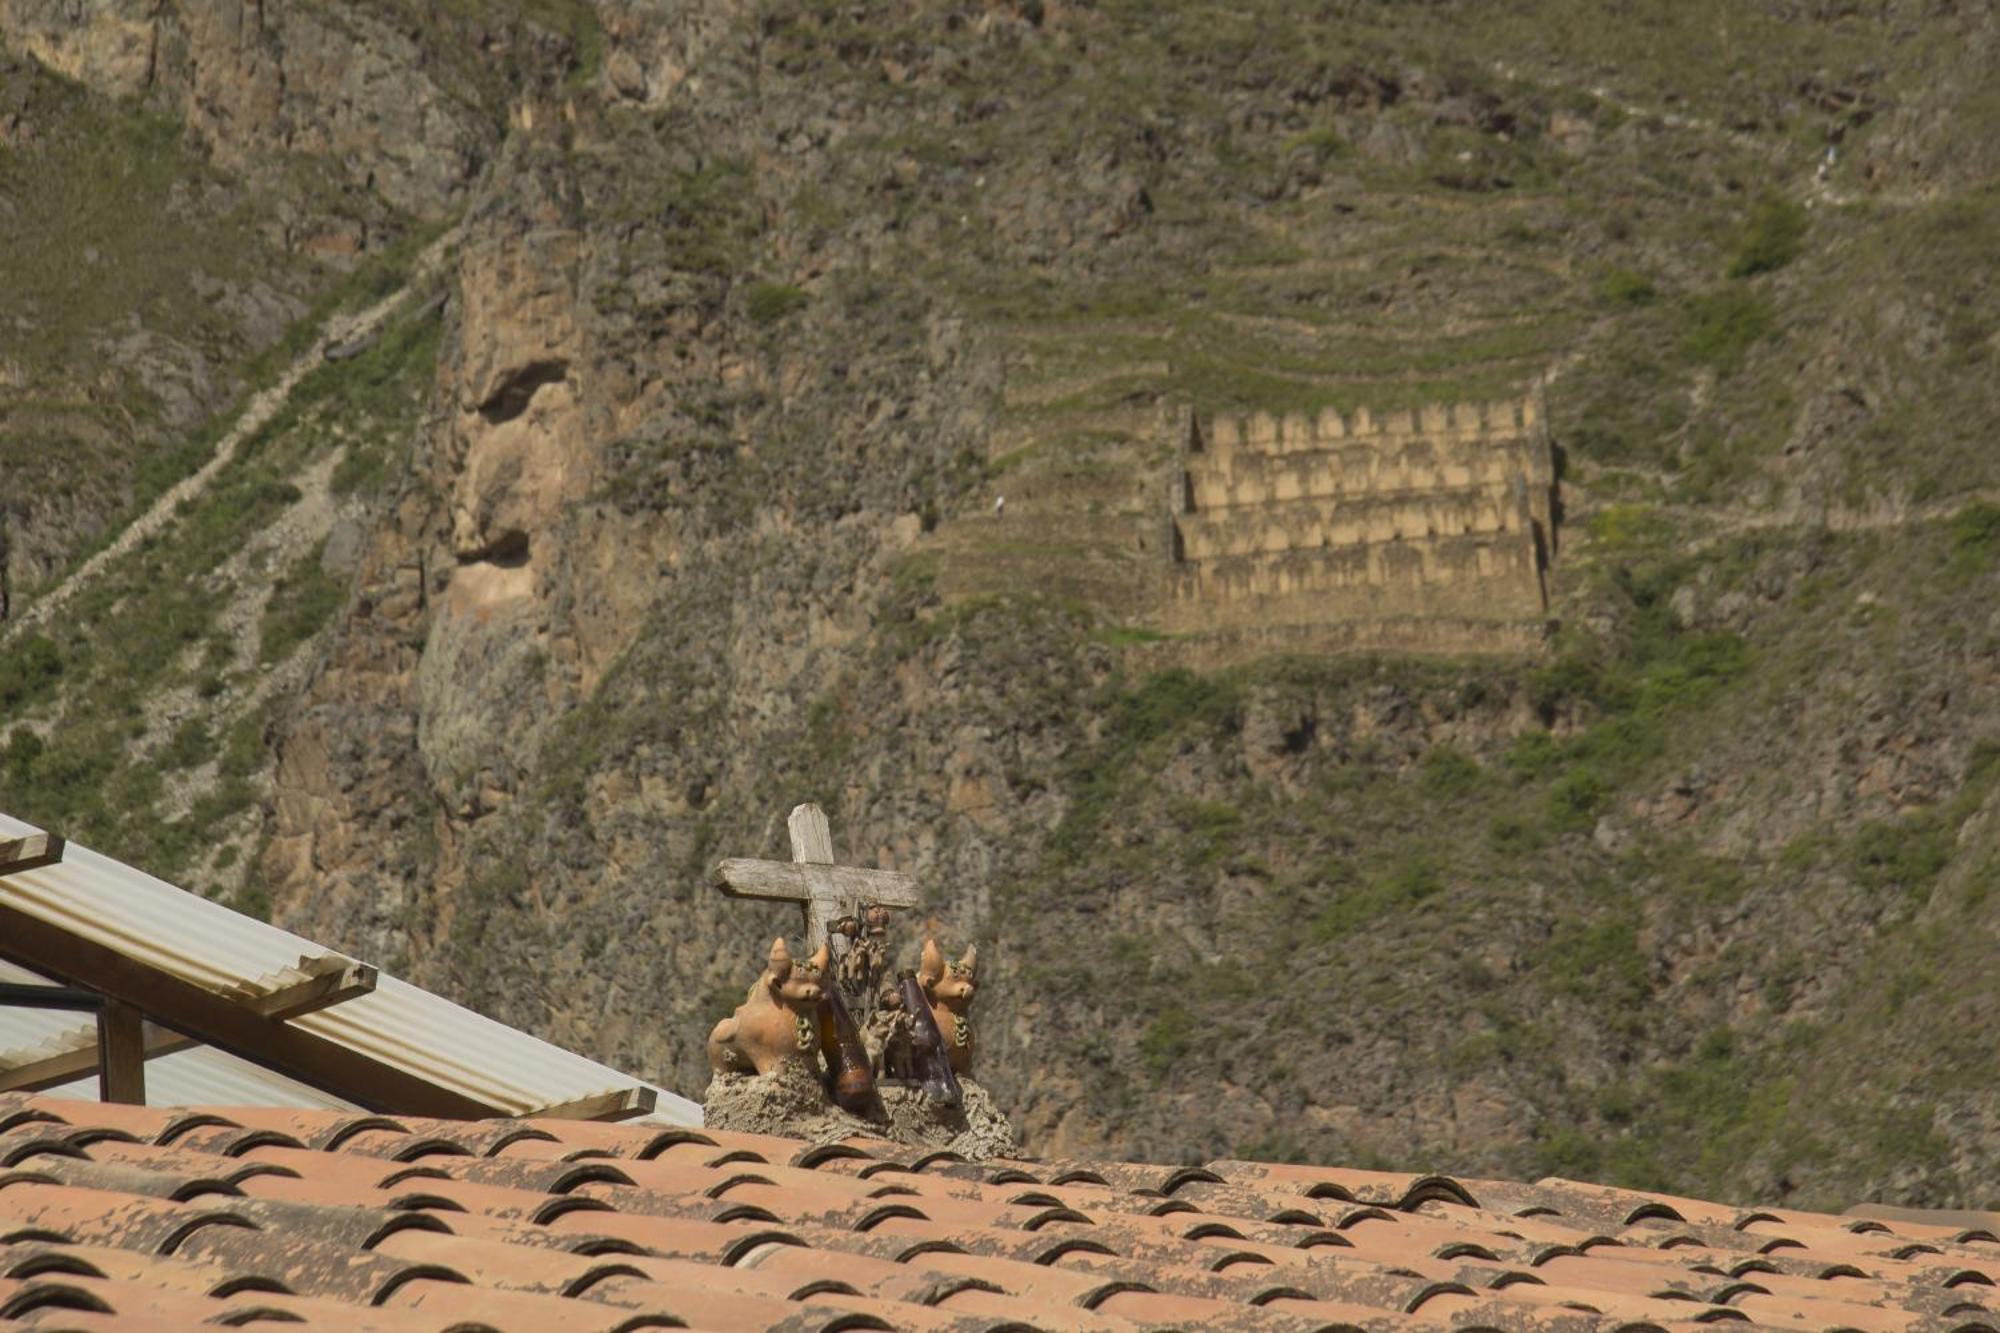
[8,0,2000,1209]
[0,0,503,218]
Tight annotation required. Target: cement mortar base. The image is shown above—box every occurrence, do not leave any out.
[703,1061,1019,1159]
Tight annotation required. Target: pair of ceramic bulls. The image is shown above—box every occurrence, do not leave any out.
[708,935,977,1112]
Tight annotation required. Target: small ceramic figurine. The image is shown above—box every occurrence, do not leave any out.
[707,937,830,1077]
[838,903,893,998]
[916,938,977,1076]
[866,980,912,1080]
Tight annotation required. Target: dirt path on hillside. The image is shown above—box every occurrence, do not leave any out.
[2,228,459,644]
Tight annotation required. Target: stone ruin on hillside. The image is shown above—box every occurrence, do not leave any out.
[1164,394,1557,658]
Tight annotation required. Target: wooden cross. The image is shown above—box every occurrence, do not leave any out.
[712,803,921,952]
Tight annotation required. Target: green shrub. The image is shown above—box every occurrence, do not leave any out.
[160,718,212,771]
[259,547,346,663]
[16,728,116,826]
[1681,288,1776,374]
[1,730,45,793]
[1847,814,1952,894]
[1288,127,1347,159]
[231,880,273,922]
[1139,1005,1196,1076]
[1172,797,1244,865]
[1505,729,1564,778]
[219,713,267,780]
[1419,745,1484,797]
[1546,766,1612,830]
[1110,669,1243,748]
[1948,501,2000,575]
[747,281,810,325]
[1310,855,1443,940]
[331,441,393,496]
[0,634,64,712]
[1545,913,1650,1011]
[1487,813,1546,852]
[1727,195,1808,278]
[1647,841,1748,903]
[1597,268,1658,305]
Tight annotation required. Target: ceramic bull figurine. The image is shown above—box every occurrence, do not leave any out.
[707,937,830,1077]
[916,938,977,1076]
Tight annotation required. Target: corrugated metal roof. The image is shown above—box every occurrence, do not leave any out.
[0,811,700,1124]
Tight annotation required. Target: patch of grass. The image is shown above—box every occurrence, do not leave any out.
[1096,624,1169,647]
[1417,745,1484,798]
[1109,669,1246,750]
[1139,1005,1196,1077]
[219,712,269,780]
[331,440,396,496]
[259,545,347,664]
[1045,667,1248,866]
[160,718,213,771]
[1310,854,1443,940]
[1596,268,1658,306]
[0,635,65,714]
[1727,195,1808,278]
[1586,504,1677,553]
[1545,913,1650,1008]
[1645,840,1749,904]
[1172,797,1245,866]
[1835,745,2000,897]
[656,159,758,276]
[1681,287,1776,375]
[1948,501,2000,577]
[1847,816,1953,895]
[1544,766,1613,831]
[747,281,811,325]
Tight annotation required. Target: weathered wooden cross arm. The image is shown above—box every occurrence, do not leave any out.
[709,803,922,951]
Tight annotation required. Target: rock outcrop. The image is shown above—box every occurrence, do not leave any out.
[0,0,496,219]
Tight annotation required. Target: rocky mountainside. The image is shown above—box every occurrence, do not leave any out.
[4,0,2000,1210]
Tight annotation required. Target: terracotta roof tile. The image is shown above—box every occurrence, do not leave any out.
[0,1091,1985,1332]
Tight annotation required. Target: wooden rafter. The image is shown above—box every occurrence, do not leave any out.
[228,955,379,1020]
[0,834,64,877]
[0,904,505,1118]
[0,1020,196,1094]
[96,1001,144,1104]
[520,1086,657,1122]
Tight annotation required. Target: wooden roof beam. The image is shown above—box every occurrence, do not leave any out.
[521,1086,657,1122]
[229,955,378,1020]
[0,834,64,877]
[0,904,504,1119]
[0,1019,196,1094]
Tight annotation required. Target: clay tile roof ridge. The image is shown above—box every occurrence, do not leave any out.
[0,1105,65,1136]
[477,1124,563,1156]
[150,1112,246,1145]
[316,1115,413,1150]
[158,1209,262,1256]
[544,1161,642,1194]
[533,1194,625,1225]
[1,1280,117,1321]
[1,1250,106,1283]
[791,1141,880,1170]
[0,1136,85,1170]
